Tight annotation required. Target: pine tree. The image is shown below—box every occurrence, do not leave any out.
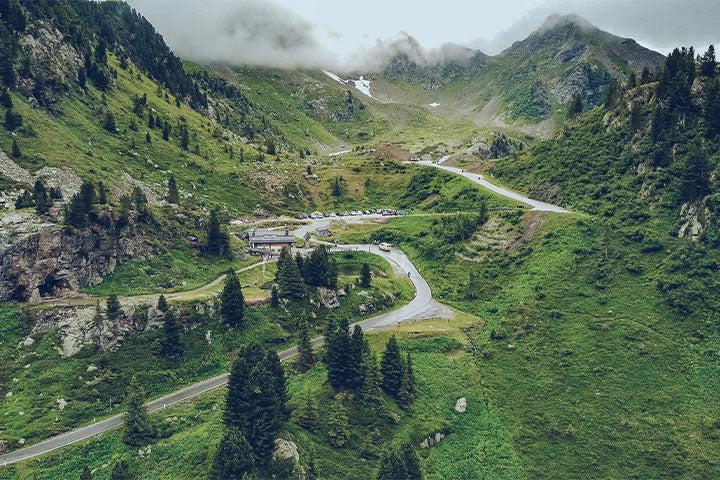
[244,362,284,464]
[206,209,230,257]
[305,246,338,290]
[295,252,306,283]
[627,71,637,88]
[270,286,279,307]
[325,317,352,390]
[103,111,117,132]
[376,449,408,480]
[397,363,414,410]
[295,388,319,431]
[275,247,305,302]
[4,108,21,130]
[80,465,92,480]
[381,336,403,398]
[167,175,179,204]
[106,294,122,320]
[263,350,289,421]
[402,443,423,480]
[640,67,652,85]
[701,45,717,79]
[225,343,265,429]
[97,182,107,205]
[704,78,720,137]
[157,294,168,312]
[162,123,171,141]
[326,399,350,448]
[10,138,20,157]
[160,309,183,360]
[109,459,135,480]
[32,179,50,215]
[404,353,416,399]
[180,125,189,151]
[349,326,367,390]
[360,352,384,415]
[0,88,12,108]
[123,375,152,446]
[220,269,245,327]
[360,263,372,288]
[568,94,583,119]
[210,426,255,480]
[0,22,16,88]
[296,320,315,371]
[145,131,151,143]
[680,143,711,202]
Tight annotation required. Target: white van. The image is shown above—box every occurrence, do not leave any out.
[379,242,392,252]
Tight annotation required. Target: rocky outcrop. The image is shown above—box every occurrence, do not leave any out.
[420,432,446,449]
[678,201,709,240]
[273,438,300,463]
[0,211,153,302]
[455,397,467,413]
[317,287,339,309]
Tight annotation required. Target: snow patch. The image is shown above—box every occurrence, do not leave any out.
[429,102,441,107]
[322,71,375,99]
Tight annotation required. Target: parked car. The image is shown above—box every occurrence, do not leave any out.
[295,213,307,219]
[310,211,323,219]
[396,210,408,216]
[379,242,392,252]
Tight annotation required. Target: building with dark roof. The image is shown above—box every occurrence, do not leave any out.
[245,228,297,254]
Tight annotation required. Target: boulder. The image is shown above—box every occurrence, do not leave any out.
[56,398,67,410]
[273,438,300,463]
[19,336,35,348]
[317,287,339,309]
[0,440,7,453]
[419,432,445,449]
[455,397,467,413]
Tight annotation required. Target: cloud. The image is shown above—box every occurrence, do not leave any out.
[127,0,339,69]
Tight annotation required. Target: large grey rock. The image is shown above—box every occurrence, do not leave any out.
[273,438,300,462]
[317,287,339,309]
[455,397,467,413]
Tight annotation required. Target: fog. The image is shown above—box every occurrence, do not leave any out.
[127,0,720,71]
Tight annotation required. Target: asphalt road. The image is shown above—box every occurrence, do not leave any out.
[411,159,568,213]
[0,219,450,467]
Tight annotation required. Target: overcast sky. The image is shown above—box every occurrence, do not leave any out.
[127,0,720,69]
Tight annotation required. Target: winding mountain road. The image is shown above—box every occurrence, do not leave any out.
[410,158,568,213]
[0,219,451,467]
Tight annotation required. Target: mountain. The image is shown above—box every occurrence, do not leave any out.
[373,15,666,127]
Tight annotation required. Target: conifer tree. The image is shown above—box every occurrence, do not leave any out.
[275,247,305,301]
[97,182,107,205]
[224,343,265,429]
[701,45,717,79]
[157,294,168,312]
[263,350,289,420]
[160,309,183,360]
[325,317,352,390]
[360,263,372,288]
[32,180,49,215]
[210,426,255,480]
[10,138,20,157]
[206,209,230,257]
[305,246,338,290]
[145,131,151,143]
[0,88,12,108]
[402,443,423,480]
[295,388,319,431]
[627,71,637,88]
[680,143,711,201]
[270,286,279,307]
[80,466,92,480]
[103,111,117,132]
[640,67,652,85]
[381,336,403,397]
[568,95,583,119]
[4,108,21,130]
[360,352,384,415]
[376,449,408,480]
[167,175,179,204]
[295,252,306,283]
[148,114,155,129]
[123,375,152,446]
[397,364,414,410]
[220,269,245,327]
[106,294,122,320]
[326,399,350,448]
[296,320,315,371]
[704,78,720,137]
[349,325,367,390]
[109,459,135,480]
[162,123,171,141]
[180,125,189,150]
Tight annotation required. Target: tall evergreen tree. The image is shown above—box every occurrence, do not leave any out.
[397,360,415,409]
[296,320,315,371]
[103,111,117,132]
[4,108,21,130]
[80,466,92,480]
[123,375,152,446]
[32,180,49,215]
[106,294,122,320]
[263,350,289,420]
[270,286,279,307]
[349,326,368,390]
[97,182,108,205]
[640,67,652,85]
[360,352,384,415]
[160,309,183,360]
[325,317,352,390]
[225,343,265,428]
[206,209,230,257]
[360,263,372,288]
[381,336,403,398]
[704,78,720,137]
[167,174,179,204]
[275,247,305,301]
[210,426,255,480]
[568,94,583,118]
[220,269,245,327]
[680,143,711,201]
[627,71,637,88]
[402,443,423,480]
[376,449,408,480]
[157,294,169,312]
[0,88,12,108]
[0,22,16,87]
[295,388,319,431]
[701,45,717,79]
[326,399,350,448]
[109,459,135,480]
[180,125,189,150]
[10,138,20,157]
[305,246,338,289]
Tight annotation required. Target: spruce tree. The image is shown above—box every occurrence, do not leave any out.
[701,45,717,79]
[167,174,179,204]
[244,362,284,464]
[627,71,637,88]
[109,459,134,480]
[360,263,372,288]
[220,269,245,327]
[704,78,720,137]
[325,317,352,390]
[263,350,289,421]
[123,375,152,446]
[145,131,151,143]
[0,88,12,108]
[210,426,255,480]
[376,448,408,480]
[270,286,279,307]
[349,325,367,390]
[680,143,711,201]
[640,67,652,85]
[306,246,338,289]
[157,294,168,312]
[206,209,230,257]
[402,443,423,480]
[160,309,183,360]
[162,123,171,141]
[97,182,107,205]
[4,108,21,130]
[275,247,305,302]
[295,388,319,431]
[103,111,117,133]
[80,466,92,480]
[326,399,350,448]
[106,294,122,320]
[381,336,403,398]
[296,320,315,371]
[224,343,265,429]
[568,95,583,119]
[360,352,384,416]
[32,180,50,215]
[180,125,189,151]
[397,364,414,410]
[10,138,20,157]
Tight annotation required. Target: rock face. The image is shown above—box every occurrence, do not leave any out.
[455,397,467,413]
[273,438,300,462]
[317,287,340,309]
[420,432,446,449]
[0,212,152,302]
